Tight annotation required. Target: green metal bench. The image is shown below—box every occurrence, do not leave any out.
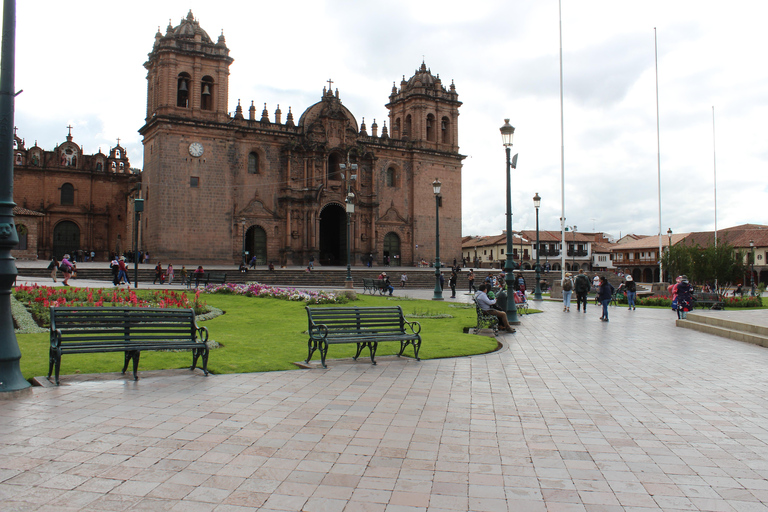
[190,272,227,289]
[305,306,422,368]
[49,307,210,385]
[474,299,499,335]
[693,292,724,310]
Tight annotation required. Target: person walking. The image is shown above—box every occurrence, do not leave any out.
[110,255,120,285]
[449,271,457,298]
[574,269,591,313]
[117,256,130,285]
[562,272,574,312]
[154,262,164,284]
[468,269,476,293]
[167,263,175,285]
[676,276,694,319]
[48,256,59,283]
[625,275,637,310]
[59,254,74,287]
[180,266,189,286]
[598,275,614,321]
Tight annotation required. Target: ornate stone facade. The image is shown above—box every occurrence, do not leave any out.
[139,11,464,266]
[11,129,138,261]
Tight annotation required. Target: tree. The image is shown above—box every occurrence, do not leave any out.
[661,240,746,295]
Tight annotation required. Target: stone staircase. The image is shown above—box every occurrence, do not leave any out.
[677,312,768,347]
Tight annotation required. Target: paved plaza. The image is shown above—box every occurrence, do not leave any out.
[3,282,768,511]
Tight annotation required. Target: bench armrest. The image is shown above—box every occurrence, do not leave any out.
[197,325,209,343]
[405,320,422,335]
[50,329,62,350]
[310,323,329,340]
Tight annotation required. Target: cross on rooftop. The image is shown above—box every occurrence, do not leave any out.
[327,78,333,90]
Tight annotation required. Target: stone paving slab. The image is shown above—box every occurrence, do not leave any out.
[4,294,768,510]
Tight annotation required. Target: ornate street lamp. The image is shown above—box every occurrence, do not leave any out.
[340,163,357,289]
[134,198,144,288]
[533,193,542,300]
[500,120,520,324]
[0,0,31,392]
[750,239,756,297]
[432,178,443,300]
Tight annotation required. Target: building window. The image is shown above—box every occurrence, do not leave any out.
[441,117,450,143]
[248,152,259,174]
[393,118,401,139]
[16,224,27,250]
[426,114,435,142]
[386,167,397,187]
[61,183,74,205]
[177,72,191,108]
[404,115,412,138]
[328,153,342,181]
[190,176,199,188]
[201,76,214,110]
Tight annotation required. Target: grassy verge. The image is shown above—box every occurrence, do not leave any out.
[16,292,499,380]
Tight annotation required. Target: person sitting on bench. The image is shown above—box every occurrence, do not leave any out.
[475,284,516,333]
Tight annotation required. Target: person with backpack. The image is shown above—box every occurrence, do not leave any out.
[598,275,615,321]
[574,269,591,313]
[48,256,59,283]
[562,272,574,312]
[625,275,637,310]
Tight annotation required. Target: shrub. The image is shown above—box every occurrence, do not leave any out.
[205,282,348,304]
[722,296,762,308]
[637,295,672,307]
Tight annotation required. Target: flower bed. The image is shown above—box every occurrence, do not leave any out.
[205,282,347,304]
[722,296,763,308]
[12,285,210,328]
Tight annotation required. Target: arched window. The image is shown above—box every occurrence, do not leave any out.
[248,152,259,174]
[177,72,191,108]
[201,76,214,110]
[394,118,401,139]
[61,183,74,205]
[328,153,342,181]
[16,224,27,251]
[426,114,435,142]
[404,115,412,139]
[386,167,397,187]
[441,117,450,143]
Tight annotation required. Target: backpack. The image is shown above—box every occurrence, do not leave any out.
[562,278,572,291]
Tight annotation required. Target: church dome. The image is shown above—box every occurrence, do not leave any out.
[172,10,212,43]
[406,62,438,89]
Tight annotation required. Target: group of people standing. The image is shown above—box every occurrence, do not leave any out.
[561,269,634,322]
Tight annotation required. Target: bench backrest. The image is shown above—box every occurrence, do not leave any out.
[51,307,197,344]
[306,306,406,335]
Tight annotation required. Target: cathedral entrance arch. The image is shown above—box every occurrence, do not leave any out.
[246,226,267,265]
[319,204,346,266]
[52,221,80,259]
[383,232,401,267]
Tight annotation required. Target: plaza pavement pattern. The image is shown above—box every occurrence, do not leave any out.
[3,286,768,511]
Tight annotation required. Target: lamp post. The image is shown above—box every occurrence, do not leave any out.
[432,178,443,300]
[666,228,672,282]
[340,163,357,289]
[134,198,143,288]
[533,193,542,300]
[750,239,755,297]
[241,218,248,268]
[0,0,30,392]
[500,120,520,324]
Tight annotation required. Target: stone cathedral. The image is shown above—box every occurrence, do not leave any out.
[140,11,464,267]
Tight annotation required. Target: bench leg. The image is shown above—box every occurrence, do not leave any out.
[306,339,318,365]
[122,350,140,380]
[319,340,329,369]
[49,348,62,385]
[398,340,422,361]
[368,341,378,365]
[191,347,209,375]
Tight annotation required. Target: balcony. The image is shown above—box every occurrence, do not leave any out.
[566,250,589,257]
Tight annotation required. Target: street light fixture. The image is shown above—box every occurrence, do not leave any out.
[500,119,520,324]
[750,239,755,297]
[533,193,542,300]
[340,163,357,289]
[432,178,443,300]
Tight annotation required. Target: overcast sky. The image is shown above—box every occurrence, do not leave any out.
[6,1,767,240]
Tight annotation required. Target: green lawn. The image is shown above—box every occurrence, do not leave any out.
[17,293,499,380]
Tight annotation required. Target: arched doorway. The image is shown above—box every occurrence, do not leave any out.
[319,204,346,266]
[53,221,80,259]
[383,232,401,267]
[643,268,653,283]
[246,226,267,265]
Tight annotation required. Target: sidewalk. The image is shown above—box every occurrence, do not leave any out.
[3,291,768,510]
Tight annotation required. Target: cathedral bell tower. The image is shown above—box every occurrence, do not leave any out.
[144,10,233,123]
[385,62,461,152]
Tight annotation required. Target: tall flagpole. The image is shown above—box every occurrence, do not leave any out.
[712,106,718,247]
[559,0,566,281]
[655,28,663,283]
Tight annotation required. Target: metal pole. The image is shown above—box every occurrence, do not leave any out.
[504,147,519,323]
[751,242,756,297]
[133,210,139,288]
[713,106,718,248]
[0,0,30,392]
[534,201,542,300]
[346,209,352,287]
[559,0,566,283]
[655,27,663,283]
[432,188,443,300]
